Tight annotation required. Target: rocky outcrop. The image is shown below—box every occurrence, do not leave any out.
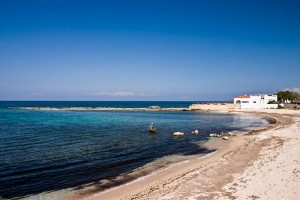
[173,132,184,136]
[148,106,161,109]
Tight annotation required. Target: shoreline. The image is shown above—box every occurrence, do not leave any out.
[18,108,300,200]
[19,109,266,200]
[80,109,299,200]
[42,110,274,200]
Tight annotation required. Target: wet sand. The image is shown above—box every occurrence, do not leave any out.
[82,109,300,200]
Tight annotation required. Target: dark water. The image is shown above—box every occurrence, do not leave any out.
[0,101,268,199]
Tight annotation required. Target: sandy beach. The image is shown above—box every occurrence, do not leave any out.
[3,0,299,198]
[81,109,300,200]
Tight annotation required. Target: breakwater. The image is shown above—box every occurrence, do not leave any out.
[15,106,189,111]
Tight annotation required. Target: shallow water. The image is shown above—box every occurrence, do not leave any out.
[0,101,268,199]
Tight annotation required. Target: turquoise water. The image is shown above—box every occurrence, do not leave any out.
[0,101,268,199]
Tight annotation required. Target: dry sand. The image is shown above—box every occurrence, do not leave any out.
[81,109,300,200]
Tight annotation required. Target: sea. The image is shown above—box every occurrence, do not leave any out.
[0,101,269,199]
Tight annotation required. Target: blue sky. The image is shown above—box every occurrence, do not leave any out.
[0,0,299,101]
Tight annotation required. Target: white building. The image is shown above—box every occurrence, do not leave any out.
[234,94,278,109]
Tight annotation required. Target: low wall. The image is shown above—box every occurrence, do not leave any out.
[283,103,300,109]
[189,103,278,111]
[189,103,236,111]
[240,104,278,109]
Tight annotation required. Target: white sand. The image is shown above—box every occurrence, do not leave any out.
[218,109,300,200]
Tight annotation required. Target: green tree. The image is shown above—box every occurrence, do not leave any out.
[277,90,300,103]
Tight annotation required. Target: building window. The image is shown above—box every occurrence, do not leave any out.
[242,101,249,103]
[253,101,256,103]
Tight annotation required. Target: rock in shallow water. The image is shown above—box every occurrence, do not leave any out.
[222,136,229,140]
[173,132,184,136]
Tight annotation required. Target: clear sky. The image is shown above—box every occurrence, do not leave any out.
[0,0,299,101]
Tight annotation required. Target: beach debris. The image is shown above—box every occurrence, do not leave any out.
[222,136,229,140]
[173,132,184,136]
[227,132,236,136]
[209,133,222,138]
[209,131,236,139]
[192,130,199,134]
[210,132,235,139]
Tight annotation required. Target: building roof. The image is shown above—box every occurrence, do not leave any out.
[236,95,250,98]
